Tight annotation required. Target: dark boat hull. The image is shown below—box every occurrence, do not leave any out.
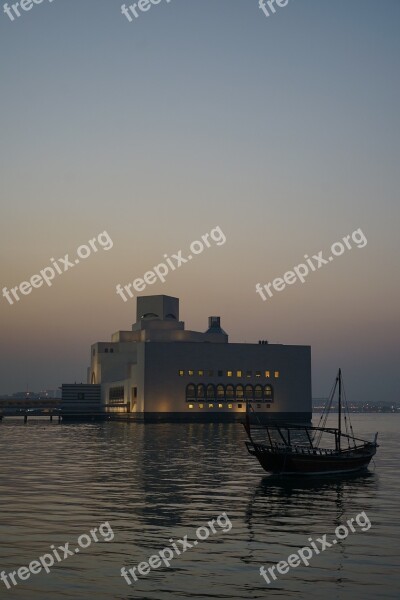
[247,443,377,475]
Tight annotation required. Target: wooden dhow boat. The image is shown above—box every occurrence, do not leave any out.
[244,369,378,476]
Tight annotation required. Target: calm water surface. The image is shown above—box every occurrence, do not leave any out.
[0,414,399,599]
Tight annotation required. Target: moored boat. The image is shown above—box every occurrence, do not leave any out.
[244,369,378,476]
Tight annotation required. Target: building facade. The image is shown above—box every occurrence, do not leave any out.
[85,295,312,423]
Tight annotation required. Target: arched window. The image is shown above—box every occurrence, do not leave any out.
[206,384,215,399]
[217,384,225,400]
[186,384,196,401]
[264,384,273,400]
[254,384,263,399]
[197,384,206,399]
[235,384,244,400]
[226,384,234,400]
[245,384,254,399]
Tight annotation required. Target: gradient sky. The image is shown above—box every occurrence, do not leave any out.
[0,0,399,402]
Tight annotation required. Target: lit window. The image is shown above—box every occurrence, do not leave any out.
[188,370,194,376]
[236,385,244,399]
[208,403,214,408]
[236,370,242,378]
[179,370,184,377]
[227,370,232,377]
[255,371,261,378]
[217,384,225,399]
[218,403,223,408]
[198,370,204,376]
[274,371,280,378]
[199,404,204,409]
[246,370,252,378]
[264,385,273,399]
[226,385,234,399]
[228,404,233,409]
[265,370,270,378]
[188,404,194,409]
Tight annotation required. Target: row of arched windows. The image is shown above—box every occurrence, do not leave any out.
[186,383,273,402]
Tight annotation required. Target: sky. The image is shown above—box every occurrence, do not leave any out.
[0,0,399,402]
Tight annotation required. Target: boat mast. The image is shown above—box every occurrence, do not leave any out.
[338,368,342,451]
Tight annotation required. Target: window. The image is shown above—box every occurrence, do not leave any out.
[218,370,223,377]
[227,370,232,377]
[254,384,263,399]
[109,386,124,401]
[132,387,137,398]
[236,370,242,378]
[245,384,254,399]
[265,370,270,378]
[77,392,85,400]
[226,384,234,400]
[228,404,233,409]
[208,370,214,377]
[110,348,114,353]
[238,404,243,409]
[255,371,261,378]
[266,404,270,408]
[209,403,214,408]
[217,384,225,399]
[264,385,273,400]
[199,404,204,409]
[186,384,196,401]
[188,370,194,376]
[218,403,223,408]
[198,370,204,376]
[188,404,194,409]
[236,384,244,399]
[274,371,280,378]
[257,404,261,409]
[197,384,205,399]
[246,370,252,378]
[206,384,215,399]
[179,370,184,377]
[105,348,109,353]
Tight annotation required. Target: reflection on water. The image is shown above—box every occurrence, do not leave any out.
[0,416,398,599]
